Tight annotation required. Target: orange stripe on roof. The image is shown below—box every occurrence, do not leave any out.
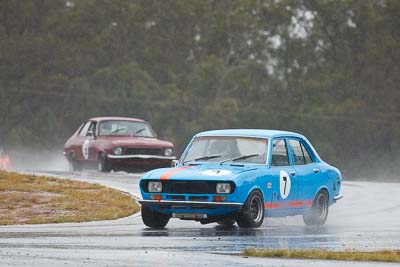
[160,166,192,180]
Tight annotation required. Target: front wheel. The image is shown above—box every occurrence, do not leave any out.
[236,190,264,228]
[141,206,170,228]
[303,190,329,226]
[98,152,111,172]
[69,153,82,172]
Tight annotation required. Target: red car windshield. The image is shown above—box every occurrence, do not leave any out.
[98,120,156,137]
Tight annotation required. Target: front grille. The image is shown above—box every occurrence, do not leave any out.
[141,180,236,194]
[124,147,163,156]
[169,181,215,194]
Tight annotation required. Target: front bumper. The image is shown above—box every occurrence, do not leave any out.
[139,199,243,208]
[107,155,175,168]
[334,194,343,202]
[107,154,175,160]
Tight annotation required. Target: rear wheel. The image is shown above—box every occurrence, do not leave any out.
[98,152,111,172]
[141,206,170,228]
[303,190,329,226]
[236,190,264,228]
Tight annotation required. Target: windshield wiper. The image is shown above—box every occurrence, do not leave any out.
[183,154,222,164]
[109,128,126,135]
[134,128,146,135]
[219,154,260,165]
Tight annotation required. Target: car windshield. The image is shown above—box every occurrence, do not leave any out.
[182,136,268,164]
[98,120,156,137]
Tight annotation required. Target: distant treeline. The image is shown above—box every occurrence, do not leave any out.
[0,0,399,179]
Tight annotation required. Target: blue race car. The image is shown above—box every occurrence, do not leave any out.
[139,129,343,228]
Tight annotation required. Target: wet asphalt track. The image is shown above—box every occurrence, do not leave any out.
[1,170,400,266]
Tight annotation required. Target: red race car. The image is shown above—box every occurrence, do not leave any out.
[0,145,11,171]
[64,117,175,172]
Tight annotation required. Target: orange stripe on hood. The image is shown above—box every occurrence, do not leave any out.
[160,166,192,180]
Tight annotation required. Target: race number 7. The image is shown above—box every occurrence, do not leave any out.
[283,176,287,195]
[279,170,291,200]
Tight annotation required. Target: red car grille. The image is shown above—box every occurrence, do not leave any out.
[124,147,163,156]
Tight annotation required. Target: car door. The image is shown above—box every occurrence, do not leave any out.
[288,138,320,204]
[268,138,298,213]
[87,121,98,161]
[74,121,93,161]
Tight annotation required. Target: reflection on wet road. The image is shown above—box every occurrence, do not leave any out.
[0,170,399,266]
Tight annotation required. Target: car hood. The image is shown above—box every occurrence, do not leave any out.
[145,164,258,181]
[105,136,173,147]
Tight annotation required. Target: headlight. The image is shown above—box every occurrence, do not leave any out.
[148,181,162,192]
[164,148,173,157]
[216,183,231,194]
[113,147,123,155]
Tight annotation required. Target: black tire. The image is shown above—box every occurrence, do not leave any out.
[236,190,265,228]
[303,190,329,226]
[69,153,82,171]
[98,152,111,172]
[141,206,170,228]
[217,218,236,227]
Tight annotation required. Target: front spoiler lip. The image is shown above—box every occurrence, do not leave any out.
[139,199,243,208]
[107,154,175,160]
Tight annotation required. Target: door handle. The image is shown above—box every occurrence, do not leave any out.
[313,168,320,173]
[289,171,296,176]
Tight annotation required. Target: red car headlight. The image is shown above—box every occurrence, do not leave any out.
[164,148,173,157]
[113,147,123,155]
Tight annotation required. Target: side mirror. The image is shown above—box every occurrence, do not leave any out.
[172,159,179,167]
[87,130,95,137]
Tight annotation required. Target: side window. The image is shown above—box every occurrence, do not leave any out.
[271,139,289,166]
[289,139,306,165]
[87,122,97,136]
[301,143,313,164]
[78,122,91,137]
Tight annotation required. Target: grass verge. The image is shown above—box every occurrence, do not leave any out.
[242,248,400,262]
[0,170,140,225]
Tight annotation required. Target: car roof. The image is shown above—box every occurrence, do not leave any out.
[195,129,305,139]
[89,117,145,122]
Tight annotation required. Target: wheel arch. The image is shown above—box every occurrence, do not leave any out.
[314,186,331,205]
[244,185,265,203]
